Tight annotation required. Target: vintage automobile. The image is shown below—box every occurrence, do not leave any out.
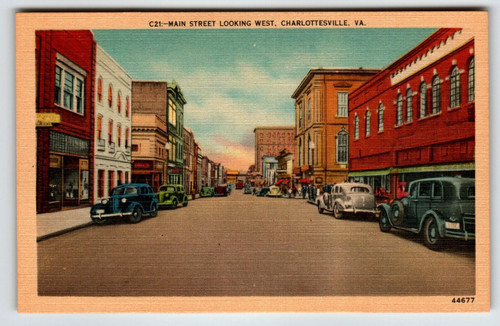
[256,187,270,197]
[200,186,215,197]
[378,177,475,250]
[244,182,252,194]
[215,184,229,196]
[317,182,377,219]
[90,183,158,224]
[227,183,234,193]
[156,184,189,208]
[235,182,245,189]
[266,185,283,197]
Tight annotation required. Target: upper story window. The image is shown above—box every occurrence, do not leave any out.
[307,99,311,121]
[298,138,303,166]
[117,91,122,114]
[126,96,130,118]
[96,115,102,139]
[396,93,403,126]
[108,120,113,144]
[406,88,413,122]
[419,82,427,118]
[97,77,103,103]
[336,128,348,164]
[365,110,371,137]
[54,54,86,115]
[108,84,113,108]
[468,56,475,102]
[117,124,122,147]
[125,128,129,148]
[449,66,461,108]
[168,99,177,127]
[337,92,348,117]
[354,115,359,140]
[377,103,384,132]
[298,103,303,128]
[431,75,441,114]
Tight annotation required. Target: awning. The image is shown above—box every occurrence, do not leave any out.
[299,179,310,183]
[282,179,290,185]
[275,179,283,185]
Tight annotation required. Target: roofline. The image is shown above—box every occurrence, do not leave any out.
[253,126,295,132]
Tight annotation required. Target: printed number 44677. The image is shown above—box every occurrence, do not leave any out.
[452,297,475,303]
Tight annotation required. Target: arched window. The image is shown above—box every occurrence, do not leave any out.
[126,96,130,118]
[336,127,348,164]
[97,77,103,102]
[96,115,103,139]
[449,66,461,108]
[431,75,441,114]
[396,93,403,126]
[117,91,122,113]
[108,84,113,108]
[354,115,359,140]
[298,104,303,127]
[468,57,475,102]
[377,103,384,132]
[419,82,427,118]
[365,110,371,136]
[406,88,413,122]
[117,124,122,147]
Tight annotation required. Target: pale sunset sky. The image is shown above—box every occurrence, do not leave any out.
[93,28,435,170]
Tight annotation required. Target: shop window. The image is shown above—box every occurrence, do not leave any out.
[54,53,86,115]
[449,66,461,108]
[365,110,370,136]
[396,93,403,126]
[468,56,475,102]
[108,170,115,195]
[406,88,413,122]
[98,169,105,198]
[80,167,89,200]
[431,75,441,114]
[125,171,129,183]
[117,171,123,185]
[337,92,348,117]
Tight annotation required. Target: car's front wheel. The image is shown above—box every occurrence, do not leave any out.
[171,197,178,208]
[318,203,324,214]
[333,203,343,219]
[423,217,441,250]
[182,196,188,207]
[129,207,143,223]
[150,203,158,217]
[379,208,391,232]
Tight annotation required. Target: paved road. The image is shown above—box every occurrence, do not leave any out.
[38,190,475,296]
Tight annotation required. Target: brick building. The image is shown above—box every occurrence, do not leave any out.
[253,126,295,174]
[36,30,96,213]
[348,28,475,200]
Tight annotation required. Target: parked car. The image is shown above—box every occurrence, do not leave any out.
[215,184,229,196]
[317,182,377,219]
[90,183,158,224]
[156,184,189,208]
[227,183,234,193]
[256,187,270,197]
[235,182,244,189]
[200,186,215,197]
[378,177,475,250]
[266,185,282,197]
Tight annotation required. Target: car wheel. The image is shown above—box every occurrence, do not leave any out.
[171,197,178,208]
[423,217,441,250]
[390,200,405,226]
[129,207,143,224]
[150,203,158,217]
[318,204,324,214]
[182,196,188,207]
[379,208,391,232]
[333,203,343,219]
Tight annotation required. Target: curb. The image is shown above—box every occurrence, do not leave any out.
[36,221,94,242]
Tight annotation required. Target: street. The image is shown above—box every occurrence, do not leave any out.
[38,190,475,297]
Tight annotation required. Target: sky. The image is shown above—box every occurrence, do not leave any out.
[93,28,435,171]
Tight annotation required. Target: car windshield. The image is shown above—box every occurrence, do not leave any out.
[350,186,370,193]
[112,187,126,196]
[160,186,175,192]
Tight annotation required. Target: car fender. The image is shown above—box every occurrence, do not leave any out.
[317,197,324,208]
[377,203,392,225]
[125,202,144,213]
[418,209,446,236]
[333,198,345,211]
[90,203,107,214]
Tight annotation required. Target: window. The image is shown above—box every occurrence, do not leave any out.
[117,124,121,147]
[117,171,123,186]
[418,182,431,198]
[97,77,103,102]
[431,75,441,114]
[117,92,122,114]
[54,54,86,115]
[307,99,311,121]
[97,115,102,139]
[97,170,105,198]
[108,84,113,108]
[468,57,475,102]
[449,66,461,108]
[298,104,303,127]
[354,115,359,140]
[126,97,130,118]
[396,93,403,126]
[307,135,311,165]
[377,103,384,132]
[108,120,113,144]
[365,110,371,136]
[298,138,303,166]
[108,170,115,196]
[337,92,348,117]
[406,88,413,122]
[168,99,177,126]
[125,171,129,183]
[131,144,139,152]
[125,128,129,148]
[419,82,427,118]
[336,128,348,164]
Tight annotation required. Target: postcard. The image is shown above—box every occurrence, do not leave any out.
[16,11,489,312]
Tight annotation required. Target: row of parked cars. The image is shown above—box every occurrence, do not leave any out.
[315,177,476,250]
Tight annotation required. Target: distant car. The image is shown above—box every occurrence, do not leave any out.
[90,183,158,224]
[317,182,377,219]
[200,186,215,197]
[227,183,234,193]
[235,182,244,189]
[215,185,228,196]
[378,177,475,250]
[156,184,189,208]
[266,185,282,197]
[256,187,270,197]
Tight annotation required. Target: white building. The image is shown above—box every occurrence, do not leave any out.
[94,45,132,202]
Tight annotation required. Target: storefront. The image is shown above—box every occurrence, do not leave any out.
[131,160,165,191]
[168,167,183,185]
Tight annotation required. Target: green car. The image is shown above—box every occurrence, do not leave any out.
[156,184,189,208]
[200,186,215,197]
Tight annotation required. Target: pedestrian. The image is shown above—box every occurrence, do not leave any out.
[302,184,307,199]
[292,185,297,198]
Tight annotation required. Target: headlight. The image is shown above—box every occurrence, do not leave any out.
[121,198,127,203]
[101,199,108,205]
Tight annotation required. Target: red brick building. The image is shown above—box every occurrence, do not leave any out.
[349,28,475,200]
[36,31,96,213]
[253,126,295,173]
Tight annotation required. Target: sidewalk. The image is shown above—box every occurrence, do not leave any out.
[37,206,93,242]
